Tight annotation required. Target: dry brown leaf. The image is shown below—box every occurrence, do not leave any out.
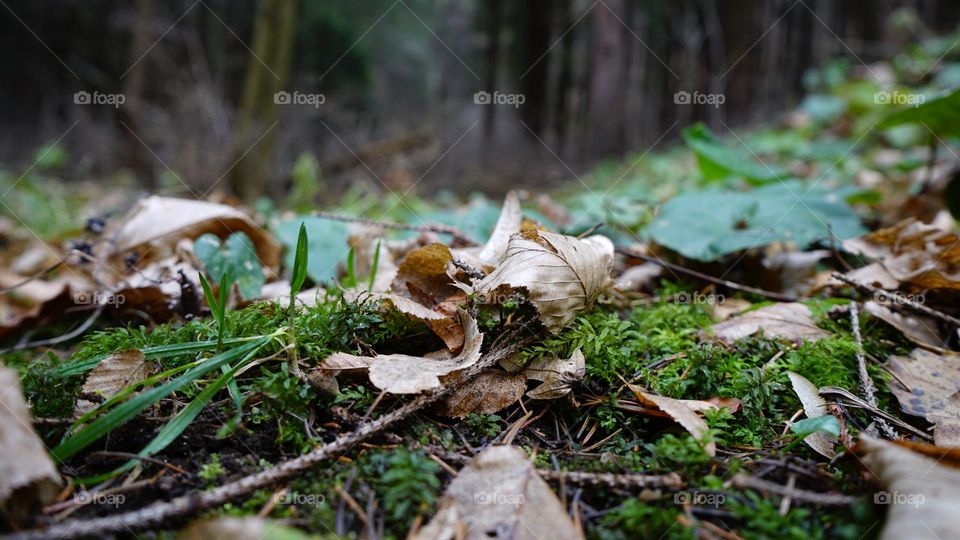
[392,243,459,299]
[411,445,581,540]
[524,349,585,400]
[470,231,614,333]
[887,348,960,446]
[786,371,836,459]
[862,301,947,352]
[628,384,718,457]
[436,370,527,418]
[77,350,152,413]
[710,302,829,343]
[361,310,482,394]
[855,436,960,540]
[0,364,62,518]
[107,196,279,268]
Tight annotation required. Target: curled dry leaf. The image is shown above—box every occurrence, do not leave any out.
[411,445,581,540]
[887,348,960,446]
[77,349,152,413]
[177,516,314,540]
[627,384,720,457]
[470,231,614,333]
[855,436,960,540]
[0,365,62,518]
[862,301,947,352]
[786,371,836,459]
[453,191,522,270]
[710,302,829,343]
[389,243,466,350]
[436,370,527,418]
[524,349,586,400]
[107,196,280,268]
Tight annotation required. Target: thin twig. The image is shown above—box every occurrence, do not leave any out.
[730,474,858,506]
[538,470,684,490]
[616,248,798,302]
[9,333,529,540]
[832,272,960,327]
[0,305,105,354]
[849,303,897,438]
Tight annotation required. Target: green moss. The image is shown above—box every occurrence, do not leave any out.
[594,499,691,540]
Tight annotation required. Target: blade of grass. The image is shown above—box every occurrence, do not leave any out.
[60,336,262,377]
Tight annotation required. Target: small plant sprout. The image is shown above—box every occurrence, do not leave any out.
[199,270,233,353]
[288,223,309,373]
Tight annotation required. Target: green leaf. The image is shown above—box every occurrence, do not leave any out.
[198,272,218,322]
[277,217,350,284]
[290,222,309,294]
[878,87,960,137]
[791,415,841,438]
[646,180,866,261]
[683,123,789,185]
[194,232,265,300]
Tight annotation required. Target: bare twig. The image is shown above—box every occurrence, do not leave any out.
[832,272,960,327]
[849,302,897,438]
[9,333,528,540]
[616,248,799,302]
[730,474,858,506]
[538,470,684,490]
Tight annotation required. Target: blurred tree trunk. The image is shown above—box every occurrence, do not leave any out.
[587,0,627,157]
[482,0,502,141]
[552,0,574,154]
[120,0,156,190]
[228,0,298,200]
[518,0,553,136]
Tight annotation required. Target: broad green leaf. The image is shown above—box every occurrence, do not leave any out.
[646,180,866,261]
[878,87,960,137]
[194,232,265,300]
[277,216,350,284]
[683,123,789,185]
[791,415,841,438]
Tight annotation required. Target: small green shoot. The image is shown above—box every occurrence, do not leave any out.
[199,271,233,353]
[288,223,309,370]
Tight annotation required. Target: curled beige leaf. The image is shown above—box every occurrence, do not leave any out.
[471,231,614,333]
[628,384,718,457]
[0,365,62,518]
[786,371,836,459]
[856,436,960,540]
[710,302,829,343]
[453,191,522,270]
[412,445,581,540]
[524,349,585,400]
[77,349,153,413]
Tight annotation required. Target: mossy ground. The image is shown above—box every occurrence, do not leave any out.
[3,284,915,539]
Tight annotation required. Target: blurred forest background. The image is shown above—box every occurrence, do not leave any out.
[2,0,959,201]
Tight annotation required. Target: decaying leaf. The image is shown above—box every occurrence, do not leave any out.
[887,348,960,446]
[628,384,720,457]
[436,370,527,418]
[412,445,581,540]
[77,349,152,413]
[470,231,614,333]
[786,371,836,459]
[177,516,315,540]
[862,301,947,352]
[107,196,279,268]
[710,302,830,343]
[453,191,522,270]
[523,349,585,400]
[614,263,662,292]
[855,436,960,540]
[0,365,62,518]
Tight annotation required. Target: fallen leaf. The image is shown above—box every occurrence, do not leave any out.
[628,385,719,457]
[454,191,522,269]
[887,348,960,446]
[0,364,62,518]
[862,301,947,352]
[786,371,837,459]
[470,231,614,333]
[854,436,960,540]
[178,516,315,540]
[523,349,585,400]
[708,297,752,322]
[436,370,527,418]
[614,263,662,292]
[77,350,152,413]
[711,302,830,343]
[411,445,581,540]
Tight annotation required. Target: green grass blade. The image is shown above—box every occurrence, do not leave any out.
[290,222,309,293]
[59,336,263,377]
[367,240,381,292]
